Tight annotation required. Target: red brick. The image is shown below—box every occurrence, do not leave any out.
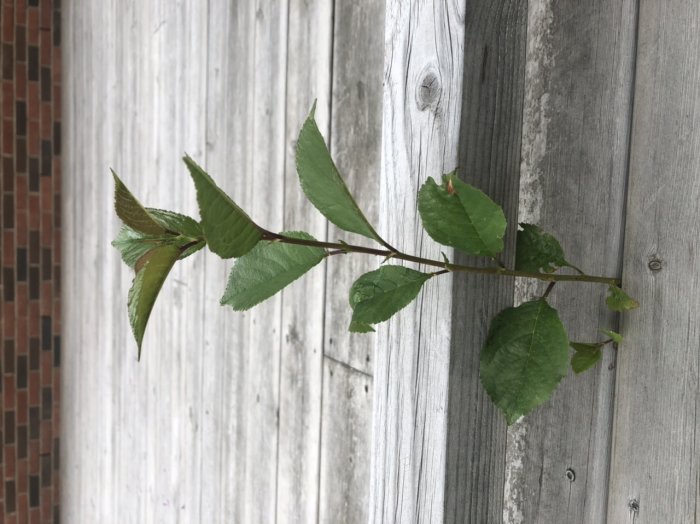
[27,82,39,119]
[28,440,39,475]
[6,514,17,524]
[4,303,15,334]
[16,283,28,319]
[27,120,39,155]
[53,85,60,110]
[52,229,60,264]
[40,486,52,521]
[52,51,61,85]
[39,176,51,208]
[15,0,26,25]
[40,30,50,66]
[14,62,26,99]
[16,460,28,493]
[40,351,51,386]
[39,420,52,453]
[28,371,39,405]
[41,213,52,247]
[40,102,51,139]
[2,80,13,115]
[16,493,28,524]
[2,230,13,264]
[28,302,39,334]
[29,509,40,524]
[16,317,27,353]
[39,0,51,29]
[2,6,14,43]
[16,391,28,425]
[4,445,16,478]
[4,375,16,409]
[15,174,27,209]
[3,119,13,154]
[52,157,60,186]
[28,194,39,228]
[16,212,27,247]
[39,282,51,316]
[51,298,60,328]
[27,8,38,45]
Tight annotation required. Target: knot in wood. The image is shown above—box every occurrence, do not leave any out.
[648,257,663,271]
[565,468,575,482]
[416,70,441,111]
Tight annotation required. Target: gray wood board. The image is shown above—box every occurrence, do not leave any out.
[607,1,700,522]
[443,2,527,523]
[319,359,373,523]
[504,1,638,522]
[370,1,467,522]
[319,1,386,522]
[324,0,386,376]
[61,1,209,521]
[62,1,358,522]
[277,1,333,522]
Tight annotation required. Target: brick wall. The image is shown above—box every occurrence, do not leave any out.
[1,0,61,522]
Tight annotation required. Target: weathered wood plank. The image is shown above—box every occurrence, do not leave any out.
[319,359,373,523]
[276,1,333,522]
[443,3,527,523]
[323,0,386,376]
[370,2,467,522]
[607,2,700,522]
[62,1,209,522]
[318,1,385,520]
[202,2,256,522]
[504,1,637,522]
[237,2,289,522]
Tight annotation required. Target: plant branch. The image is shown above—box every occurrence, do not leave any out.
[261,230,621,286]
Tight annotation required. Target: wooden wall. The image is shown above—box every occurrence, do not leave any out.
[62,1,700,522]
[62,1,379,522]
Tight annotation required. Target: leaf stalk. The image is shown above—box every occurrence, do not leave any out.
[261,230,621,286]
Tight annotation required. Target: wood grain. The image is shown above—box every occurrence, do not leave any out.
[318,1,386,522]
[504,1,637,522]
[370,1,466,522]
[607,1,700,522]
[62,1,209,522]
[319,359,373,523]
[203,2,256,521]
[324,0,385,376]
[443,3,527,523]
[277,1,332,522]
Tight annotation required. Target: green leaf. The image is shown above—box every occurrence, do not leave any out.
[349,321,375,333]
[480,299,569,425]
[112,171,167,235]
[515,223,575,273]
[417,173,507,257]
[601,329,623,344]
[570,342,603,374]
[147,208,203,238]
[570,341,603,352]
[127,244,180,359]
[112,226,166,268]
[296,103,381,242]
[606,285,639,312]
[221,231,326,311]
[184,155,262,258]
[113,209,204,268]
[349,265,431,330]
